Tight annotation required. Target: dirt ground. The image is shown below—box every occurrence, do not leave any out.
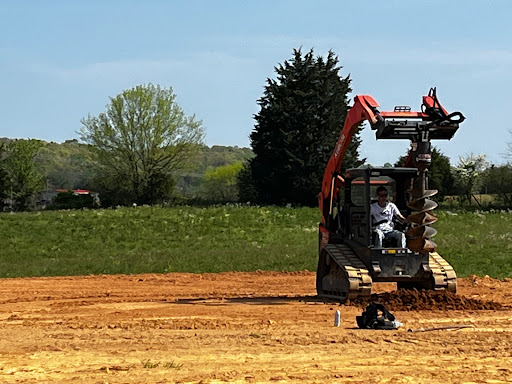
[0,272,510,384]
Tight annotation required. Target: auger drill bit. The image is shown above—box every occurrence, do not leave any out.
[406,146,438,253]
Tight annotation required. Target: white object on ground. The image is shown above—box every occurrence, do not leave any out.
[334,310,341,327]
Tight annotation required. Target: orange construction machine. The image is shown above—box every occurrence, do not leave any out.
[317,88,465,302]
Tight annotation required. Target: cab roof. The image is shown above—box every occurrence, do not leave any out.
[344,167,418,180]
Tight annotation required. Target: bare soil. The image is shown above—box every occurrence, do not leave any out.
[0,272,511,383]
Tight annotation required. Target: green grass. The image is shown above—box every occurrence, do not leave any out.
[435,209,512,278]
[0,205,318,278]
[0,206,510,279]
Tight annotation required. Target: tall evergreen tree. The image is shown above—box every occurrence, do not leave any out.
[246,48,362,206]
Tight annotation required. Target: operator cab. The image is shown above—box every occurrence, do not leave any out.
[327,167,425,279]
[330,167,417,250]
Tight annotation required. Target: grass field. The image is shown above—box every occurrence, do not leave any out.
[0,205,511,279]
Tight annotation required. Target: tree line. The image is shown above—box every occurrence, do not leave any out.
[396,150,512,208]
[1,49,511,211]
[0,138,252,210]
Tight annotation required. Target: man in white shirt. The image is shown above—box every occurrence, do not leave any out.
[370,186,408,248]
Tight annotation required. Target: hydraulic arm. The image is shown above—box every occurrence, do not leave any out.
[319,87,465,252]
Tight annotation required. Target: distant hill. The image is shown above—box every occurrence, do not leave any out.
[177,145,254,197]
[192,145,253,172]
[36,139,97,190]
[0,138,253,196]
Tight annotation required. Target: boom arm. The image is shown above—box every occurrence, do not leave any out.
[319,88,465,226]
[318,95,382,225]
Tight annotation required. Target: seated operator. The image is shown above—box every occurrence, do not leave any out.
[371,186,408,248]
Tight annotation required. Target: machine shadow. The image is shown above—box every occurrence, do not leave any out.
[171,295,324,306]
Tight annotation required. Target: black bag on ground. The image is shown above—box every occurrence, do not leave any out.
[356,302,397,330]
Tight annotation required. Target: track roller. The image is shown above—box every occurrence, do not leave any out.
[316,244,372,303]
[429,252,457,292]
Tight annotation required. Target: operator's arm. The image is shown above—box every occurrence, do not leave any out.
[391,203,408,223]
[398,213,409,224]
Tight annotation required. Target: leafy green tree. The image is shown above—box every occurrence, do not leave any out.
[481,164,512,207]
[199,162,243,202]
[47,191,96,210]
[453,153,489,204]
[80,84,204,205]
[245,48,362,206]
[0,139,45,211]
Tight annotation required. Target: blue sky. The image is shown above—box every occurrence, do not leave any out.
[1,0,511,166]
